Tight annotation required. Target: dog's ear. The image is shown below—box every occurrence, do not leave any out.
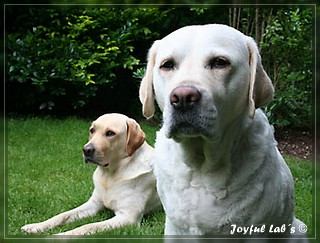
[246,37,274,118]
[126,118,146,156]
[139,41,159,119]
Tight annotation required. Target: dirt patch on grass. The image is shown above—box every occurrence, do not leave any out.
[275,128,312,160]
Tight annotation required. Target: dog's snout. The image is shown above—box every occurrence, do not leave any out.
[170,86,201,111]
[83,144,95,157]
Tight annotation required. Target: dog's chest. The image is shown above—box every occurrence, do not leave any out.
[159,167,229,234]
[154,151,229,234]
[93,168,124,207]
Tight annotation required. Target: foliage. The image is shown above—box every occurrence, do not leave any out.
[260,8,313,128]
[230,7,313,129]
[6,6,313,129]
[7,7,163,112]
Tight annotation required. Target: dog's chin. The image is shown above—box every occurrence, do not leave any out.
[84,158,109,167]
[166,125,196,138]
[165,123,214,142]
[163,104,217,141]
[164,115,216,142]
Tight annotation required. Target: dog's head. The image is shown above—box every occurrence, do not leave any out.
[140,24,274,140]
[83,113,145,168]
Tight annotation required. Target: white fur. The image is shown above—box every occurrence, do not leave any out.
[154,110,295,235]
[140,24,307,237]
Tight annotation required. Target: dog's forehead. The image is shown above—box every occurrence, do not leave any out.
[93,114,128,130]
[158,24,247,59]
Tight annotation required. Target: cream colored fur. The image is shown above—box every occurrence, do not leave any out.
[21,113,160,235]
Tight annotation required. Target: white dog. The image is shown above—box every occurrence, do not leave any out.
[21,113,160,235]
[139,24,306,237]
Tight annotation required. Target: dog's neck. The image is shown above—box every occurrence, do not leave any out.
[100,143,152,179]
[178,136,233,173]
[173,115,251,198]
[178,116,249,170]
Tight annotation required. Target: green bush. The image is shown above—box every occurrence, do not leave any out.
[260,8,312,129]
[6,7,313,129]
[7,7,163,112]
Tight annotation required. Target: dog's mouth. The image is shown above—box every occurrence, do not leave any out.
[84,157,109,167]
[166,121,201,138]
[166,124,213,141]
[165,111,217,140]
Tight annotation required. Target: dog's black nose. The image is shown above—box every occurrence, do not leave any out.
[83,144,95,157]
[170,86,201,111]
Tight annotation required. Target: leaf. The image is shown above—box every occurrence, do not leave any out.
[39,103,47,110]
[143,28,151,36]
[33,72,40,78]
[48,101,55,107]
[31,77,39,83]
[107,46,120,52]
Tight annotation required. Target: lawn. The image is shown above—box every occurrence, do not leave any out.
[5,116,314,238]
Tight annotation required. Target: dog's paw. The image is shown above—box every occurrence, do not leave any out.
[21,223,47,234]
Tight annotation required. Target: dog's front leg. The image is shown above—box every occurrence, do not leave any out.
[21,197,104,234]
[54,212,140,235]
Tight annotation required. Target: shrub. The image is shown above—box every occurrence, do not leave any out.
[7,7,162,112]
[6,7,313,129]
[260,8,313,129]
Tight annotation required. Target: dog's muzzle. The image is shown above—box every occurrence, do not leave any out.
[83,144,109,167]
[83,143,98,164]
[164,85,218,140]
[170,86,201,111]
[83,143,95,157]
[165,85,212,139]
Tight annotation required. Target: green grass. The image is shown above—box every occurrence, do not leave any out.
[6,117,314,238]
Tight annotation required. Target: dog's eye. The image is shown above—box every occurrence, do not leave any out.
[105,130,116,137]
[89,127,95,134]
[208,57,230,69]
[160,60,175,70]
